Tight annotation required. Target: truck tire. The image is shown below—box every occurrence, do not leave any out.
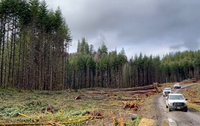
[183,108,188,112]
[168,107,171,112]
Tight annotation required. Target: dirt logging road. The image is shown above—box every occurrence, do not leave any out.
[156,84,200,126]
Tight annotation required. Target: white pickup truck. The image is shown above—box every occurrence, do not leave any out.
[162,88,171,97]
[166,93,188,112]
[174,83,181,89]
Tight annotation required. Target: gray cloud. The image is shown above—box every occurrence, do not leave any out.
[45,0,200,57]
[169,39,200,52]
[184,39,199,51]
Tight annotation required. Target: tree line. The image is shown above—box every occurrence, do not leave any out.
[66,38,200,89]
[0,0,71,90]
[1,0,199,90]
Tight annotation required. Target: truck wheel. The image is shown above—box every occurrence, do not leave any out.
[183,108,188,112]
[168,107,171,112]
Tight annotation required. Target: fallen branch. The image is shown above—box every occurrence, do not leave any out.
[18,113,30,118]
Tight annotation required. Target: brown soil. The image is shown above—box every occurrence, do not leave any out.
[139,118,156,126]
[162,121,169,126]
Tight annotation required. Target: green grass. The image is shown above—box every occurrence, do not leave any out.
[187,103,200,111]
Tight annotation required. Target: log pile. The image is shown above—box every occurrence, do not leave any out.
[87,83,160,95]
[127,89,157,95]
[181,78,197,84]
[86,83,161,111]
[109,84,155,92]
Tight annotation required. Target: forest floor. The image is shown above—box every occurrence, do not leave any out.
[0,82,199,126]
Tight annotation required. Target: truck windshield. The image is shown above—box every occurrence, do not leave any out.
[169,95,184,100]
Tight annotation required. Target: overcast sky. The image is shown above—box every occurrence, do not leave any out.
[45,0,200,58]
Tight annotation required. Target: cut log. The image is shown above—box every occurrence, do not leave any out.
[108,84,155,92]
[86,84,157,94]
[189,101,200,105]
[153,83,160,93]
[126,89,157,95]
[118,98,140,101]
[87,91,110,94]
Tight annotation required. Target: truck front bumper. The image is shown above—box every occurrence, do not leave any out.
[169,105,187,110]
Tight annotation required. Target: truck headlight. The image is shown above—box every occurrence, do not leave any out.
[169,102,173,106]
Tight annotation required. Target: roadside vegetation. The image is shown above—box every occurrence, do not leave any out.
[183,83,200,111]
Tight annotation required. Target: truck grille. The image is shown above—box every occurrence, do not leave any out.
[173,102,185,106]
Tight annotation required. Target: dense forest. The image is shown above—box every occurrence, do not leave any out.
[1,0,200,90]
[0,0,71,90]
[67,38,200,89]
